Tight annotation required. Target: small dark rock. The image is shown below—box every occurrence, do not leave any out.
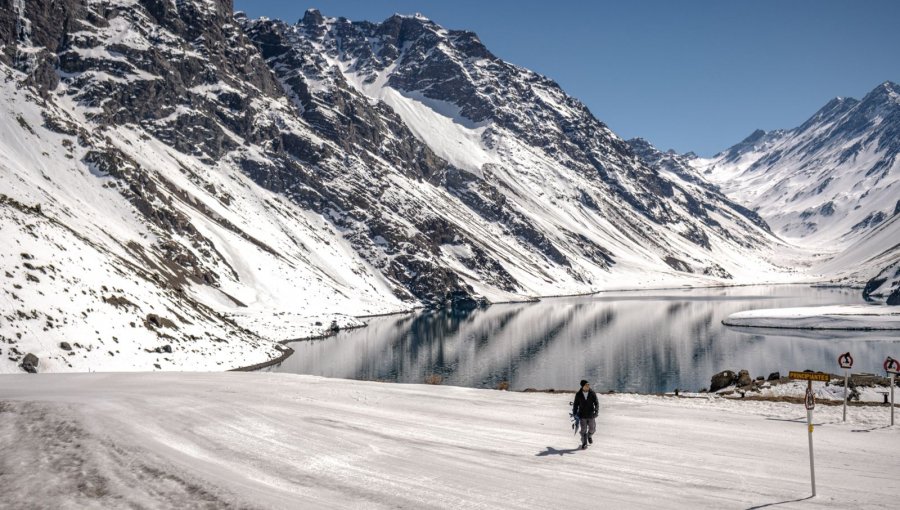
[59,342,72,351]
[767,371,781,381]
[21,353,39,373]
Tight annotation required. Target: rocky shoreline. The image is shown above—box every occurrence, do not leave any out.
[702,368,897,402]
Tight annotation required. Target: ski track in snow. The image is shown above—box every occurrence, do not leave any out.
[0,372,898,509]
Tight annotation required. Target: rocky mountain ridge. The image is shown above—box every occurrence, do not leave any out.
[0,1,791,373]
[695,81,900,304]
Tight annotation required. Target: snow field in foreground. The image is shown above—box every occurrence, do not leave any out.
[1,373,898,509]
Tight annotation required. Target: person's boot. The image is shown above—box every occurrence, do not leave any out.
[588,435,593,444]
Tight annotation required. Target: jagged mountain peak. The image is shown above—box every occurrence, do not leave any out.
[860,79,900,107]
[301,8,325,26]
[876,79,900,95]
[0,1,791,374]
[697,79,900,297]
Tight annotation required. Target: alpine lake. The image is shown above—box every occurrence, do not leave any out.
[270,285,900,394]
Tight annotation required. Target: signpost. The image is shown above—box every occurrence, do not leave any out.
[789,371,828,497]
[885,357,899,427]
[838,352,853,422]
[788,372,831,497]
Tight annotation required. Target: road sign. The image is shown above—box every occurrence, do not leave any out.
[789,371,830,382]
[885,357,900,374]
[804,386,815,410]
[838,352,853,369]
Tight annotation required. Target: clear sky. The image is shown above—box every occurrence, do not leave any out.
[233,0,900,156]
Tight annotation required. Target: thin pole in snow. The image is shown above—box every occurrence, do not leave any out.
[842,369,849,422]
[806,380,816,497]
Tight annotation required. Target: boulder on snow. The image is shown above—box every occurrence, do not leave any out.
[767,371,781,381]
[737,369,753,387]
[59,342,72,351]
[710,370,737,392]
[20,353,39,373]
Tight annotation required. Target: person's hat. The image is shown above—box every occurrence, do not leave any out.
[580,379,589,388]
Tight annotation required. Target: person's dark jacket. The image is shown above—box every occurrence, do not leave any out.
[573,389,599,419]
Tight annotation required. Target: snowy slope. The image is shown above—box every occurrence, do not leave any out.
[696,84,900,248]
[243,10,791,290]
[1,372,898,509]
[0,0,415,374]
[694,82,900,297]
[1,1,798,373]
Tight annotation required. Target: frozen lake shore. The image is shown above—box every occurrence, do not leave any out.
[723,304,900,330]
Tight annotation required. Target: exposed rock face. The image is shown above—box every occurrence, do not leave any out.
[241,10,778,285]
[864,260,900,305]
[0,2,787,373]
[710,370,738,393]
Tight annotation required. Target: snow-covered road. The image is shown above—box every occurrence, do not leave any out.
[1,372,898,509]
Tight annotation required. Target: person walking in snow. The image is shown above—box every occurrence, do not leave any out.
[572,379,599,449]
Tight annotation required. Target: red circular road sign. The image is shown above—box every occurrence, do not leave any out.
[838,352,853,369]
[885,357,900,373]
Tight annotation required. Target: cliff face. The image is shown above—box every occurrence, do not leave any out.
[0,2,788,373]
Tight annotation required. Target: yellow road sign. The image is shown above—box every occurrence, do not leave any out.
[789,371,830,382]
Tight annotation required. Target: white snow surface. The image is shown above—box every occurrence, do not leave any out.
[724,305,900,330]
[1,372,898,509]
[744,379,897,404]
[693,84,900,287]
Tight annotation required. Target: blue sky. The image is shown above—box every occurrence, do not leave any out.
[234,1,900,156]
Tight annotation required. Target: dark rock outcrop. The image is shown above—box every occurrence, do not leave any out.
[20,353,39,373]
[710,370,738,393]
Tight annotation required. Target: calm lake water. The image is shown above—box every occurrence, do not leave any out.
[271,285,900,393]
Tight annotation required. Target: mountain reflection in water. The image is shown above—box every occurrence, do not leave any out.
[272,286,900,393]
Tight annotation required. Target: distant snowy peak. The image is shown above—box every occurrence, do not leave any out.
[695,80,900,296]
[697,80,900,247]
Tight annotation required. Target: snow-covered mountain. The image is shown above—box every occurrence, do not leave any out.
[0,1,788,373]
[694,81,900,302]
[241,10,785,281]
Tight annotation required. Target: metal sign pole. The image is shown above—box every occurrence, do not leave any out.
[887,357,898,427]
[806,380,816,497]
[790,370,827,498]
[838,352,853,422]
[843,369,849,422]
